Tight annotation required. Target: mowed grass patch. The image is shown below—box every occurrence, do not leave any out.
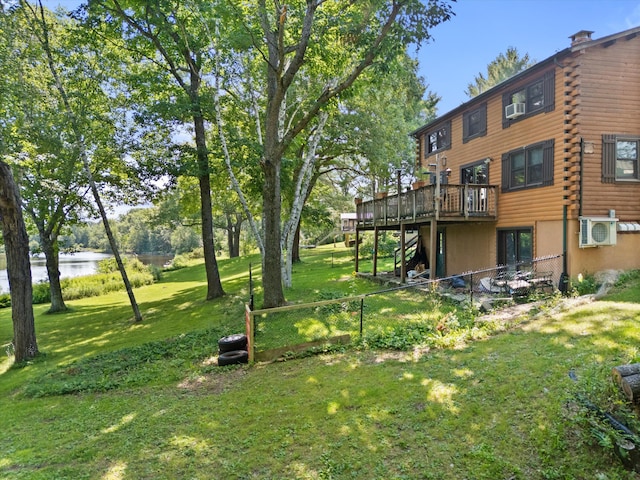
[1,249,640,478]
[3,301,640,479]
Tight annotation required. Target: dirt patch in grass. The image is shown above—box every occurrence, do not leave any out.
[477,295,595,327]
[177,362,247,394]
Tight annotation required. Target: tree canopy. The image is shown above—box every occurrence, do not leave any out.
[1,0,454,325]
[465,47,535,98]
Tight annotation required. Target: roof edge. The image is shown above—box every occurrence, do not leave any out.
[411,25,640,138]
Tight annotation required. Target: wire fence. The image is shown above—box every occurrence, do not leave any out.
[406,254,564,303]
[245,254,565,362]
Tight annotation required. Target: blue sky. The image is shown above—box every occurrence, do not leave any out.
[45,0,640,116]
[418,0,640,114]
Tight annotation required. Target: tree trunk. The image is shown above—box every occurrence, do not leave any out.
[292,221,301,263]
[0,161,38,362]
[92,178,143,322]
[227,212,242,258]
[226,213,234,257]
[262,151,285,308]
[40,231,67,312]
[193,111,225,300]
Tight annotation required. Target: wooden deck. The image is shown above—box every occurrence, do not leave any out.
[356,184,498,228]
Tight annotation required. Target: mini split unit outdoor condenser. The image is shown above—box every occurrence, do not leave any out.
[579,217,618,248]
[505,103,525,119]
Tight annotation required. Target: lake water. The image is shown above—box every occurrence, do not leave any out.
[0,252,172,294]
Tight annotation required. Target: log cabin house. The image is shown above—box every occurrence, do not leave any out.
[354,26,640,286]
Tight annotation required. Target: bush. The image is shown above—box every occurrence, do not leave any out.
[166,248,204,269]
[32,282,51,304]
[572,274,597,296]
[359,234,398,259]
[0,293,10,308]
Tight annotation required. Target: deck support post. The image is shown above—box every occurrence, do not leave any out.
[373,226,379,276]
[400,223,406,283]
[429,219,437,280]
[355,229,360,272]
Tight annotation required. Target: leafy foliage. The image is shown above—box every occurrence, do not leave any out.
[466,47,535,97]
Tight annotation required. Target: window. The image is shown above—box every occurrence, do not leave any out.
[461,160,488,184]
[463,104,487,143]
[498,228,533,269]
[602,134,640,182]
[424,120,451,157]
[502,71,555,127]
[501,139,554,192]
[527,80,544,111]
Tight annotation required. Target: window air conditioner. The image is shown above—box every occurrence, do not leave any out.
[505,103,525,119]
[579,217,618,248]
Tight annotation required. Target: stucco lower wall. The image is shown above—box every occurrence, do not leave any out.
[445,224,495,274]
[568,220,640,276]
[416,223,495,276]
[535,220,563,258]
[414,219,639,279]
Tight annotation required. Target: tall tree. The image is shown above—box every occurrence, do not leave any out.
[4,5,90,312]
[214,0,453,307]
[465,47,534,98]
[0,161,38,363]
[84,0,225,301]
[286,53,438,262]
[21,0,143,322]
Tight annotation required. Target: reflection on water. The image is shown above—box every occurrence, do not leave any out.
[0,252,173,294]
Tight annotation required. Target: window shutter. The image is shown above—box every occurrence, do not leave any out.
[501,153,510,192]
[423,133,429,159]
[444,120,452,149]
[543,71,555,113]
[502,93,511,129]
[479,104,487,136]
[462,113,469,143]
[542,139,554,186]
[602,134,616,183]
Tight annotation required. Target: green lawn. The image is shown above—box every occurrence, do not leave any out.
[1,245,640,479]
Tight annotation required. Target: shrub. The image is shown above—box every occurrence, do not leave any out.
[166,248,204,269]
[359,234,398,259]
[32,282,51,304]
[572,273,597,296]
[0,293,10,308]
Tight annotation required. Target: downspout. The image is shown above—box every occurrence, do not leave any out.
[579,137,584,217]
[560,204,569,294]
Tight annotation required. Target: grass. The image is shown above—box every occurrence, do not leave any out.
[1,245,640,479]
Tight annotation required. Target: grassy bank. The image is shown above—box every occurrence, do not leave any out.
[1,245,640,479]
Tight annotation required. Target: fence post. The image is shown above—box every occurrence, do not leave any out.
[249,263,254,311]
[470,272,474,304]
[359,298,364,336]
[245,304,254,363]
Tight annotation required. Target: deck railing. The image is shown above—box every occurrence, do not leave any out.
[356,184,497,227]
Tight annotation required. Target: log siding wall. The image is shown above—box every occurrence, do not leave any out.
[573,36,640,220]
[412,28,640,275]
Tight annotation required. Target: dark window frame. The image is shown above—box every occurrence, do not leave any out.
[502,71,555,128]
[423,120,452,158]
[460,159,489,185]
[497,227,533,269]
[462,103,487,143]
[602,134,640,183]
[501,139,554,192]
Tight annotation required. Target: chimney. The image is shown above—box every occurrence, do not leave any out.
[570,30,594,46]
